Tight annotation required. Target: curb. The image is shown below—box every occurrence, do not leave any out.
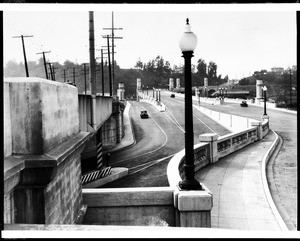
[260,129,289,231]
[82,167,129,188]
[105,101,136,154]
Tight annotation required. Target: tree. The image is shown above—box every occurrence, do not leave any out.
[142,55,172,88]
[134,58,143,69]
[208,61,217,85]
[195,58,206,86]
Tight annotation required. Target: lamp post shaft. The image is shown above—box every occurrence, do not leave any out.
[179,51,202,190]
[264,89,267,115]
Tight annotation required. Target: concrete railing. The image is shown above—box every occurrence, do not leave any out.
[167,100,270,189]
[137,91,166,112]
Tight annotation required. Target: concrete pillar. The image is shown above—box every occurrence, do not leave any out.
[256,79,263,104]
[204,77,208,87]
[199,133,219,163]
[176,78,181,88]
[251,121,263,140]
[137,78,141,91]
[118,82,124,101]
[169,78,174,91]
[174,186,213,227]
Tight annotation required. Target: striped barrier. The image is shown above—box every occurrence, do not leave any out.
[81,166,112,185]
[96,129,103,170]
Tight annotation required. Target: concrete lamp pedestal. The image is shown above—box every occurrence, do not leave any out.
[174,184,213,228]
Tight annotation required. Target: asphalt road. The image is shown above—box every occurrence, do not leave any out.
[103,90,297,230]
[102,91,231,188]
[179,95,297,231]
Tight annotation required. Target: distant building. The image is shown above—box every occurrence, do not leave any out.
[270,67,284,75]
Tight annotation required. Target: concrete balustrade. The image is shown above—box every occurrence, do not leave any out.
[138,91,166,112]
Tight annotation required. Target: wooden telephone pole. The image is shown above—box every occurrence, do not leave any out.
[12,35,33,77]
[102,11,123,96]
[36,51,51,79]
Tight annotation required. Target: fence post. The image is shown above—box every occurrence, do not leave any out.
[199,133,219,163]
[251,121,262,140]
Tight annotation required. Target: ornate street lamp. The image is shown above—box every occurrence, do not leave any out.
[262,86,267,115]
[179,18,202,190]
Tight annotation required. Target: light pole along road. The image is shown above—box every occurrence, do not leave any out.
[192,98,297,230]
[101,89,231,188]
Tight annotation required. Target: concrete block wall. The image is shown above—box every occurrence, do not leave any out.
[5,77,79,155]
[44,148,83,224]
[4,77,90,225]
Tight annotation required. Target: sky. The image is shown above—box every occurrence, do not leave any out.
[2,3,298,80]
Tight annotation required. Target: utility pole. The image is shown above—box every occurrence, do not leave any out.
[72,67,79,86]
[102,11,123,96]
[51,64,58,82]
[102,35,113,96]
[89,11,96,95]
[12,35,33,77]
[101,49,108,96]
[289,68,292,105]
[62,69,67,82]
[100,44,116,97]
[48,62,54,80]
[81,63,89,94]
[36,51,51,79]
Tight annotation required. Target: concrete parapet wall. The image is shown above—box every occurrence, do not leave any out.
[4,81,12,157]
[78,94,113,132]
[194,105,256,132]
[4,77,92,225]
[5,77,79,155]
[83,187,175,226]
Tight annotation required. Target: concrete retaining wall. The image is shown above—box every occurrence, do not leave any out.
[4,81,12,157]
[5,77,79,155]
[4,77,91,225]
[83,187,174,226]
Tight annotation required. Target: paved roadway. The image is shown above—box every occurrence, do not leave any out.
[191,97,297,231]
[103,90,297,231]
[102,91,230,188]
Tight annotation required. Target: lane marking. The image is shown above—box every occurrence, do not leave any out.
[112,105,168,165]
[129,154,174,175]
[192,106,218,134]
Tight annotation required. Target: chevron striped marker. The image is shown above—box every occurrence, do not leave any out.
[96,130,103,170]
[81,166,112,184]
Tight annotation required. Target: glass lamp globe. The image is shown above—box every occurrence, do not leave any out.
[179,18,197,52]
[263,86,267,91]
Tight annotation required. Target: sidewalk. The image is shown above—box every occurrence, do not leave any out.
[105,101,136,153]
[194,130,288,231]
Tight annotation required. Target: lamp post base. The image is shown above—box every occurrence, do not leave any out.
[179,179,203,190]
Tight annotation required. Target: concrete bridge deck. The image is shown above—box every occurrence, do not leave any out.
[88,99,295,231]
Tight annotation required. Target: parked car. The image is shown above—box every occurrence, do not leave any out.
[170,94,175,98]
[240,101,248,107]
[140,110,149,119]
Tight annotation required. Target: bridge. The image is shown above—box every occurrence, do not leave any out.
[3,77,296,235]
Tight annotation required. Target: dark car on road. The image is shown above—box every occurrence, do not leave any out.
[140,110,149,119]
[240,101,248,107]
[170,93,175,98]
